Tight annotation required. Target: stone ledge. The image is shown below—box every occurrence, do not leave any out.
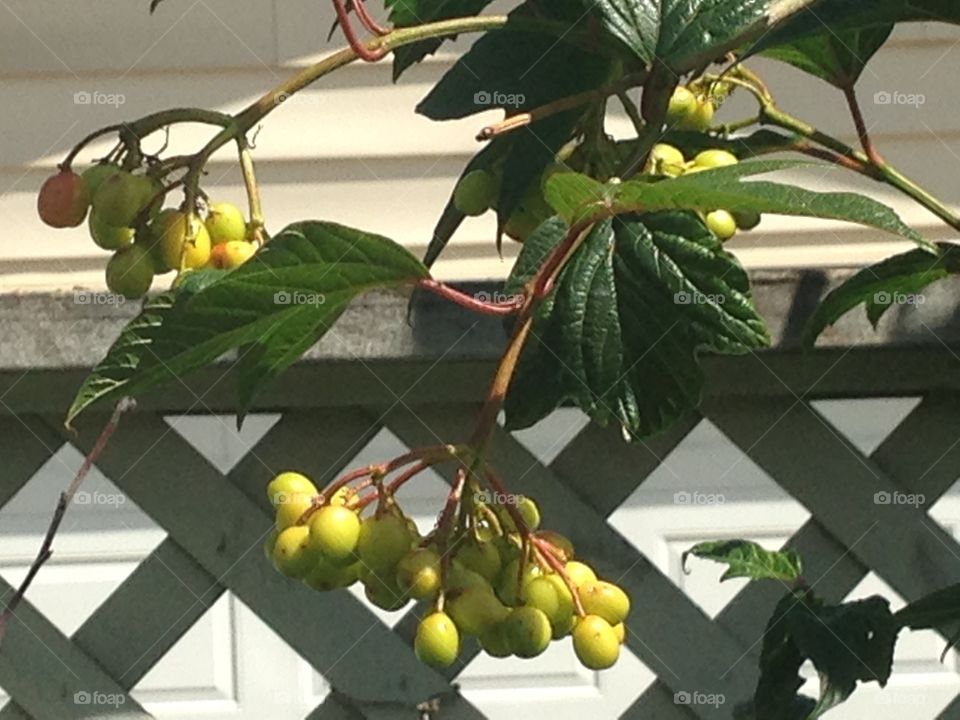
[0,269,957,372]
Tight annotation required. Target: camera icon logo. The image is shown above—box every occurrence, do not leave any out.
[474,90,492,105]
[873,291,892,304]
[874,491,892,505]
[874,91,892,105]
[674,291,691,305]
[74,91,92,105]
[674,691,691,705]
[673,491,691,505]
[274,291,292,305]
[74,691,91,705]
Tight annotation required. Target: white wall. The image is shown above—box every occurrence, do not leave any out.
[0,2,958,291]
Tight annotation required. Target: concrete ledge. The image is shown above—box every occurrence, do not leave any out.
[0,269,958,417]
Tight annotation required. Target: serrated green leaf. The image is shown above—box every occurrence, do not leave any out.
[416,15,612,121]
[803,243,960,346]
[750,1,960,58]
[682,539,803,582]
[543,161,927,247]
[67,222,428,426]
[384,0,496,80]
[761,25,893,88]
[503,210,769,437]
[587,0,813,74]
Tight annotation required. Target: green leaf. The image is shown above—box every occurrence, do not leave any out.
[896,582,960,630]
[754,591,813,720]
[416,15,612,121]
[682,539,803,582]
[803,244,960,347]
[751,1,960,57]
[791,597,899,717]
[503,210,769,437]
[761,25,893,88]
[587,0,794,74]
[495,111,583,233]
[895,582,960,659]
[67,222,428,426]
[544,162,927,248]
[385,0,496,79]
[754,590,899,720]
[421,139,508,270]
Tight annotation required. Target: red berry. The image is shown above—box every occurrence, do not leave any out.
[38,170,90,228]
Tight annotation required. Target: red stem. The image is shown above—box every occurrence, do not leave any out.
[352,0,390,36]
[418,278,524,317]
[386,461,431,494]
[331,0,387,62]
[843,85,884,167]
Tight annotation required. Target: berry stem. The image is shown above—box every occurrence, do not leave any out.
[531,536,585,615]
[236,136,266,245]
[61,109,234,169]
[385,461,432,494]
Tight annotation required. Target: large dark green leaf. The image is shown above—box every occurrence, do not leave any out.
[545,162,927,247]
[752,1,960,57]
[67,222,428,425]
[385,0,496,80]
[897,582,960,630]
[587,0,809,74]
[895,582,960,659]
[682,539,803,583]
[416,18,612,120]
[803,243,960,347]
[503,210,768,437]
[754,589,899,720]
[422,139,508,270]
[761,25,894,88]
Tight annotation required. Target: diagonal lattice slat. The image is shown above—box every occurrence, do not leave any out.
[2,343,960,717]
[624,394,960,716]
[0,575,149,719]
[387,404,757,720]
[706,397,960,600]
[57,412,488,718]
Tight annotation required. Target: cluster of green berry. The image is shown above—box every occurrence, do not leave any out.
[37,166,255,299]
[644,144,761,240]
[263,471,630,671]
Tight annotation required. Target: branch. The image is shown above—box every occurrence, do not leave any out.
[468,221,594,451]
[843,85,884,166]
[718,72,960,233]
[477,75,646,141]
[0,398,135,645]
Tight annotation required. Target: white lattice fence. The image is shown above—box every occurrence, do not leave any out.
[1,280,960,719]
